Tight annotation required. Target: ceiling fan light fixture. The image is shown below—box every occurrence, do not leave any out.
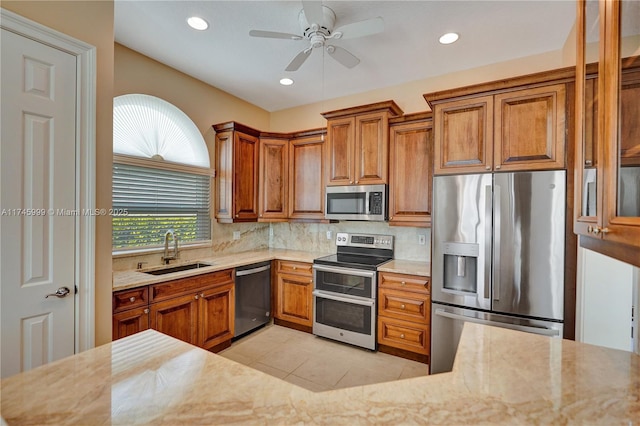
[187,16,209,31]
[279,78,294,86]
[439,32,459,45]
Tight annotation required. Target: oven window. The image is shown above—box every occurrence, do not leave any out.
[315,297,372,335]
[326,192,366,215]
[315,270,373,298]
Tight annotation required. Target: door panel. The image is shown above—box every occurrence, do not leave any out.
[431,174,492,310]
[492,171,566,320]
[1,29,77,378]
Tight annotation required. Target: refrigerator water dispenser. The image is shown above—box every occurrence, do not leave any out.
[442,242,479,294]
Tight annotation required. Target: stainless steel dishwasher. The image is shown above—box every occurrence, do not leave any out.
[234,261,271,337]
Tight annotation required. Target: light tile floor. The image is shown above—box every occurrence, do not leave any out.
[218,324,429,392]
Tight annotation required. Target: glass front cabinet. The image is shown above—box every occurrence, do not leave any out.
[574,0,640,267]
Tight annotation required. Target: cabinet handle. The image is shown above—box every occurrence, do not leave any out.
[200,293,205,298]
[143,308,149,314]
[129,296,136,302]
[195,294,199,300]
[400,304,406,310]
[601,227,610,235]
[400,334,405,339]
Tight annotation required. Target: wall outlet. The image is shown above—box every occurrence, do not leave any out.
[418,234,426,245]
[326,230,333,240]
[233,231,241,240]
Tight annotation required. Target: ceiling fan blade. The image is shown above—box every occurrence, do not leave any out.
[285,48,312,71]
[302,1,324,26]
[334,17,384,40]
[326,45,360,69]
[249,30,303,40]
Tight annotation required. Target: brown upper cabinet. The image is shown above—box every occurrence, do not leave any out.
[426,81,567,175]
[322,101,403,186]
[213,122,260,223]
[574,0,640,266]
[388,113,433,227]
[258,136,289,222]
[288,130,326,220]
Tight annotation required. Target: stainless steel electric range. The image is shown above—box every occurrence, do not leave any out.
[312,232,394,350]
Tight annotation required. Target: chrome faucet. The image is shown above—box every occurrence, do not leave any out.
[162,230,179,264]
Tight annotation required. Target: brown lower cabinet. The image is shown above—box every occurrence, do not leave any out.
[274,260,313,330]
[377,272,431,364]
[112,269,235,352]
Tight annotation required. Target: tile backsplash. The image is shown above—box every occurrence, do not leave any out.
[270,222,430,261]
[113,220,430,270]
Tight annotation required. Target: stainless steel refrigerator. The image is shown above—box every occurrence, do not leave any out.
[431,170,566,374]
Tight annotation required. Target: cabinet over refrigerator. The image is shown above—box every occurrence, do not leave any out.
[431,171,566,374]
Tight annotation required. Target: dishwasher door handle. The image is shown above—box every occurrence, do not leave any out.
[236,264,271,276]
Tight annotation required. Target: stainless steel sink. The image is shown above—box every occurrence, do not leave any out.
[143,262,211,275]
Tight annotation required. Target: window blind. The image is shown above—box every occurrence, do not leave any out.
[112,163,211,250]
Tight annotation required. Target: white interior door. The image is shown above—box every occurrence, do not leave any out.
[1,28,77,378]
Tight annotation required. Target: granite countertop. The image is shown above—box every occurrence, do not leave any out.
[2,323,638,424]
[113,249,430,291]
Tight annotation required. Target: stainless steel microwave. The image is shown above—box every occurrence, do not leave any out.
[325,184,387,221]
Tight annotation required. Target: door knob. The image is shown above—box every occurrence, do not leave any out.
[45,287,71,299]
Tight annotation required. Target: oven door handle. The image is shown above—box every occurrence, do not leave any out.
[312,264,376,279]
[313,290,375,307]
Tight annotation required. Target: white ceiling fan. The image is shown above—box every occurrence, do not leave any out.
[249,1,384,72]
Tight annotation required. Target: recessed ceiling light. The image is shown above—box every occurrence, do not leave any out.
[280,78,294,86]
[439,32,459,45]
[187,16,209,31]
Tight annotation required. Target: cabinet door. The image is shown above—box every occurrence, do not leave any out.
[389,121,433,227]
[494,84,566,171]
[275,272,313,327]
[378,288,430,323]
[289,135,325,219]
[112,307,149,341]
[259,137,288,221]
[326,117,354,185]
[199,283,235,350]
[150,294,199,345]
[354,112,388,185]
[433,96,493,175]
[233,131,259,221]
[619,69,640,166]
[377,316,430,355]
[215,130,234,221]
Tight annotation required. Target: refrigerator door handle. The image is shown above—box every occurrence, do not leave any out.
[483,185,492,300]
[493,183,501,302]
[434,308,560,337]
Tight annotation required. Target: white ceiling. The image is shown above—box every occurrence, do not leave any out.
[114,1,576,112]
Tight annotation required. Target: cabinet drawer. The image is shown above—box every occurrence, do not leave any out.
[150,269,234,302]
[112,307,150,340]
[277,260,312,276]
[378,288,430,323]
[113,287,149,313]
[377,316,430,355]
[379,272,430,294]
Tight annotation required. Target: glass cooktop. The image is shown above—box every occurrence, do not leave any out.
[313,253,392,271]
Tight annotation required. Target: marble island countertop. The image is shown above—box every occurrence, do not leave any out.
[2,323,638,424]
[113,249,430,291]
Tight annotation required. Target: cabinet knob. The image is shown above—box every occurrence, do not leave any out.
[309,279,313,283]
[389,216,393,220]
[400,334,405,339]
[143,308,149,314]
[201,293,205,298]
[350,180,353,184]
[485,166,490,170]
[601,227,610,235]
[293,266,297,270]
[195,294,199,300]
[495,165,501,170]
[400,304,406,310]
[585,160,593,166]
[401,281,406,286]
[235,214,239,218]
[129,296,136,302]
[355,180,359,184]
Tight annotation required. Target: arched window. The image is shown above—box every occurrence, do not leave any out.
[112,94,212,251]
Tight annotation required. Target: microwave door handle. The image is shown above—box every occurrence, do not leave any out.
[366,191,371,214]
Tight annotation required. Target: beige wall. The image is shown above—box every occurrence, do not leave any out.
[270,49,572,132]
[2,1,115,346]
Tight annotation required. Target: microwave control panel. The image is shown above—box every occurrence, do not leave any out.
[369,192,383,215]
